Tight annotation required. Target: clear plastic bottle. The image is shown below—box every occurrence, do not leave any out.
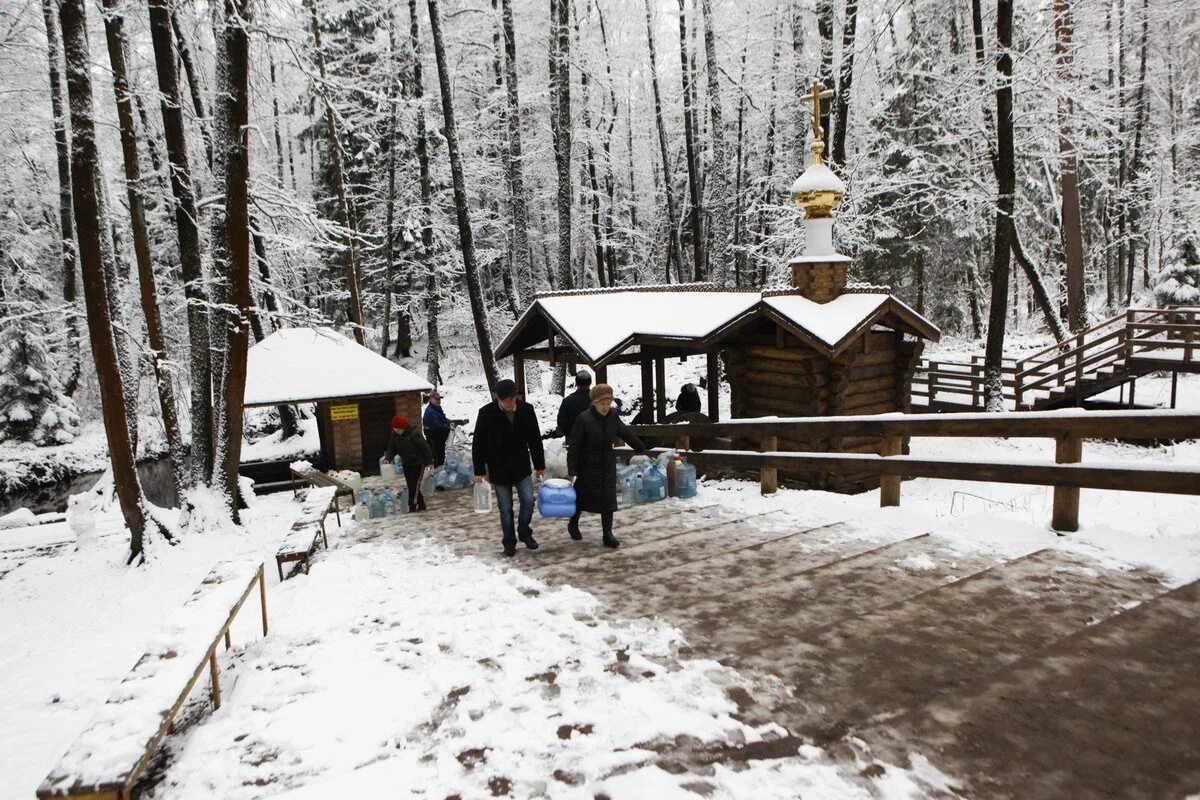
[383,489,395,515]
[473,480,493,513]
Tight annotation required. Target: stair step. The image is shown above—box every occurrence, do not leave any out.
[646,535,1036,677]
[873,578,1200,799]
[759,549,1170,741]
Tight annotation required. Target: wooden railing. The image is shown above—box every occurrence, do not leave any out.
[915,307,1200,411]
[628,410,1200,532]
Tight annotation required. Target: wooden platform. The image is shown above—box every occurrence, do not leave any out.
[360,491,1200,799]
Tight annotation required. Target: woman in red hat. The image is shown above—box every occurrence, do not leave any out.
[384,415,434,511]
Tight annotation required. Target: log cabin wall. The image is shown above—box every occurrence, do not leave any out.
[725,328,923,492]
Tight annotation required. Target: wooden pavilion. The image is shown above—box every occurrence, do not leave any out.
[496,82,940,491]
[244,327,432,474]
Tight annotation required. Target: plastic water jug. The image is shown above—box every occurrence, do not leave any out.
[353,502,370,522]
[378,456,389,476]
[632,471,646,504]
[383,489,395,514]
[396,487,409,513]
[675,457,698,499]
[421,469,436,497]
[642,464,667,503]
[629,454,652,470]
[369,493,386,519]
[445,450,460,469]
[473,480,492,513]
[356,489,371,506]
[538,479,576,518]
[393,455,403,476]
[619,475,638,507]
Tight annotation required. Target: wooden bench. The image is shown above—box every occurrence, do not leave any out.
[289,464,354,515]
[276,486,339,581]
[37,561,268,800]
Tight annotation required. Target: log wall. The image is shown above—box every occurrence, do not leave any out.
[724,329,925,493]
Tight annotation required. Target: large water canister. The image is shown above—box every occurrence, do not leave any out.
[675,458,698,499]
[421,470,436,498]
[473,480,492,513]
[538,478,577,517]
[642,463,667,502]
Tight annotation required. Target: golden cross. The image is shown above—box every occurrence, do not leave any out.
[808,81,834,161]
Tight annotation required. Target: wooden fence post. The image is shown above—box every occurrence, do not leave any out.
[1052,434,1083,532]
[879,435,902,507]
[259,566,269,636]
[209,651,221,710]
[760,435,778,495]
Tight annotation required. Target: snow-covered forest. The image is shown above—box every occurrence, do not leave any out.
[1,0,1198,553]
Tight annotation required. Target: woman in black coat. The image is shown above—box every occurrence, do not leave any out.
[566,384,647,548]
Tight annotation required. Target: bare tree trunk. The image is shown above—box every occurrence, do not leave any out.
[148,0,212,485]
[381,10,399,357]
[1125,0,1149,303]
[500,0,534,307]
[551,0,573,294]
[171,8,211,164]
[269,48,287,189]
[1009,223,1067,340]
[580,55,606,288]
[209,0,253,521]
[816,0,835,155]
[644,0,682,283]
[831,0,858,168]
[699,0,731,286]
[427,0,499,390]
[308,0,366,344]
[59,0,150,559]
[732,40,747,287]
[1054,0,1086,331]
[756,14,785,285]
[676,0,705,280]
[40,0,81,397]
[408,0,441,386]
[101,0,188,500]
[983,0,1015,411]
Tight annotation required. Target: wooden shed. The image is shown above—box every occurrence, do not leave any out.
[244,327,432,474]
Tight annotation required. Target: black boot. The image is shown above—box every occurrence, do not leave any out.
[602,532,620,549]
[503,543,517,557]
[520,533,539,550]
[567,517,582,541]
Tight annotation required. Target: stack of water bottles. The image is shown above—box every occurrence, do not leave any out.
[616,451,697,506]
[353,485,409,521]
[431,448,475,491]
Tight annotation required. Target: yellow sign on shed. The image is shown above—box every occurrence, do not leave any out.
[330,403,359,422]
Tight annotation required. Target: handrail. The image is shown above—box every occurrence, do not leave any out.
[627,409,1200,531]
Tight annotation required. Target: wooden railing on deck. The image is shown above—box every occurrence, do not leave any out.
[627,410,1200,532]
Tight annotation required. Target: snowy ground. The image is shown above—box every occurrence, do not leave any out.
[2,350,1198,799]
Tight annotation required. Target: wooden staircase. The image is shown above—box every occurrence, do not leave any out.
[912,307,1200,411]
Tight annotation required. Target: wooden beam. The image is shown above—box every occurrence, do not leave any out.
[640,358,653,423]
[879,435,902,507]
[707,353,720,422]
[655,357,666,422]
[596,365,608,384]
[628,410,1200,441]
[513,353,526,397]
[1052,435,1083,532]
[760,435,778,494]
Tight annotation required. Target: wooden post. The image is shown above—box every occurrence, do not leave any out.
[223,630,231,650]
[514,353,526,397]
[209,651,221,710]
[640,357,653,422]
[1171,371,1179,409]
[760,435,778,494]
[706,352,720,422]
[675,435,690,452]
[258,565,269,636]
[596,365,608,384]
[655,357,666,422]
[879,435,902,507]
[548,333,556,366]
[1051,434,1082,532]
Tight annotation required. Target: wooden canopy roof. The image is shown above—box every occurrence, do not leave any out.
[495,284,940,368]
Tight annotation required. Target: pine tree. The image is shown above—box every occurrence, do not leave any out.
[0,313,81,446]
[1154,233,1200,307]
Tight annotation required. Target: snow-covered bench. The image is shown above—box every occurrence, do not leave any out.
[289,463,354,510]
[37,561,268,800]
[275,486,339,581]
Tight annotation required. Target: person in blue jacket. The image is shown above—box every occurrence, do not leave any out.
[556,371,592,441]
[422,389,454,466]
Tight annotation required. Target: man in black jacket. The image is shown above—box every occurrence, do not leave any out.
[556,370,592,440]
[473,379,545,556]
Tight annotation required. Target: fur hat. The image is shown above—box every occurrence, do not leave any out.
[590,384,614,403]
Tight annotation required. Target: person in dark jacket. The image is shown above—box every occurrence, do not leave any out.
[384,415,434,511]
[567,384,647,548]
[556,371,592,441]
[472,379,546,556]
[422,390,454,466]
[675,383,702,413]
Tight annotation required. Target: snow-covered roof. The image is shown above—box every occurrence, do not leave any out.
[535,290,761,363]
[495,286,939,365]
[244,327,432,406]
